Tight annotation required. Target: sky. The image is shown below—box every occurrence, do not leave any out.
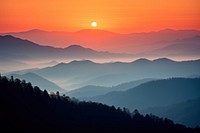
[0,0,200,33]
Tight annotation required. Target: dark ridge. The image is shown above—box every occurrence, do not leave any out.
[0,75,199,133]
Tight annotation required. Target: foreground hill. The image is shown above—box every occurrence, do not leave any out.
[0,76,198,133]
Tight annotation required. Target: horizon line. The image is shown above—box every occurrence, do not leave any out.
[1,28,200,35]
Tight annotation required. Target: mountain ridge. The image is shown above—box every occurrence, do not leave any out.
[1,29,200,54]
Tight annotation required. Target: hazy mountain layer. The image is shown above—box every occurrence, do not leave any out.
[9,73,65,93]
[66,78,154,98]
[82,78,200,110]
[32,58,200,90]
[2,29,200,54]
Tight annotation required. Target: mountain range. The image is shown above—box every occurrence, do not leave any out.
[1,76,197,132]
[66,78,154,98]
[1,29,200,72]
[0,35,132,72]
[1,29,200,54]
[8,73,64,93]
[81,78,200,110]
[0,35,131,60]
[29,58,200,90]
[78,78,200,127]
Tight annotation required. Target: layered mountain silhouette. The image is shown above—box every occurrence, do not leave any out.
[0,35,132,72]
[1,28,199,129]
[1,75,199,132]
[146,36,200,57]
[8,73,64,93]
[82,78,200,111]
[29,58,200,90]
[0,35,130,60]
[1,29,200,54]
[66,78,154,98]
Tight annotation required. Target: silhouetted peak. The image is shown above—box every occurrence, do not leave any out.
[24,29,47,33]
[65,45,85,50]
[64,45,96,53]
[132,58,151,64]
[0,35,29,43]
[153,58,175,63]
[52,62,67,68]
[69,60,95,65]
[0,35,12,38]
[0,35,16,39]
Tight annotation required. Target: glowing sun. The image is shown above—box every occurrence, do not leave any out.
[91,22,97,27]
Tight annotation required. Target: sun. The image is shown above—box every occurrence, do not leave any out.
[91,22,97,27]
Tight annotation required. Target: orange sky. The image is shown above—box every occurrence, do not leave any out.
[0,0,200,33]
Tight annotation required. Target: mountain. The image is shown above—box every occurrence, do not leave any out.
[146,36,200,57]
[82,78,200,110]
[0,35,132,72]
[1,75,197,133]
[112,78,155,91]
[141,97,200,127]
[9,73,65,93]
[66,85,110,98]
[0,35,59,59]
[1,29,200,54]
[66,78,154,98]
[32,58,200,91]
[0,35,130,60]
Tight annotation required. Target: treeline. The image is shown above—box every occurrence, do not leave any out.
[0,75,199,133]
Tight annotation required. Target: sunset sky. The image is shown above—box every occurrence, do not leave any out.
[0,0,200,33]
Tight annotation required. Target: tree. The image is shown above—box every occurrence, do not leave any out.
[56,91,60,97]
[10,76,14,81]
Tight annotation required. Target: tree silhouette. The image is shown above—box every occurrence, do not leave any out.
[0,76,199,133]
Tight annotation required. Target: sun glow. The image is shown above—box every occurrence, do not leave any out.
[91,22,97,27]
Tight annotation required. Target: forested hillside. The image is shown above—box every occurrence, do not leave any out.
[0,75,199,133]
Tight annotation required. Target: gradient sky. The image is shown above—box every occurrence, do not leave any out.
[0,0,200,33]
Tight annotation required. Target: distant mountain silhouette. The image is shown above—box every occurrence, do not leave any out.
[82,78,200,110]
[145,36,200,57]
[66,78,154,98]
[31,58,200,90]
[0,35,130,59]
[141,97,200,127]
[0,35,132,72]
[1,75,198,133]
[8,73,64,92]
[1,29,200,54]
